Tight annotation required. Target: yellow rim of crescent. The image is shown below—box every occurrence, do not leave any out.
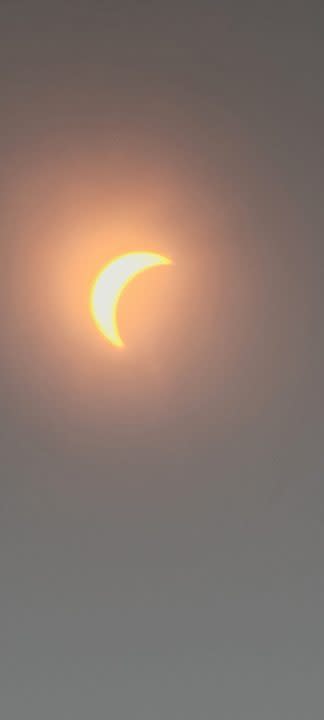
[90,251,172,347]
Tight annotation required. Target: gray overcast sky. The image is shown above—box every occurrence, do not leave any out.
[1,1,324,717]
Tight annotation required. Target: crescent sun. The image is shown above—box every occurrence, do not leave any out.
[90,251,173,348]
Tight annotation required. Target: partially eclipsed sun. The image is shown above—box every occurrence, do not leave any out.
[90,252,173,348]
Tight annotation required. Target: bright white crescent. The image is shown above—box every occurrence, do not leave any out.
[91,251,172,348]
